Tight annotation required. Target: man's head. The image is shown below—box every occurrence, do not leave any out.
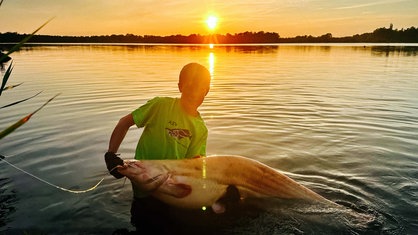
[178,63,211,107]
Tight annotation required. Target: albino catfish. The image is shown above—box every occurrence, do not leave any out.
[116,155,337,213]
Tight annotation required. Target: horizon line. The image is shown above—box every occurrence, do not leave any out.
[2,24,417,38]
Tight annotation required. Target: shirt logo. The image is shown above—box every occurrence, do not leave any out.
[166,128,191,140]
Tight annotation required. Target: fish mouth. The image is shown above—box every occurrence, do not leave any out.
[122,160,170,191]
[126,160,144,168]
[144,174,165,184]
[125,161,169,184]
[138,173,170,193]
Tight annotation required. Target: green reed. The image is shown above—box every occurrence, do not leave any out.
[0,1,56,140]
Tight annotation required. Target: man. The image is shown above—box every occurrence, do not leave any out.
[105,63,211,233]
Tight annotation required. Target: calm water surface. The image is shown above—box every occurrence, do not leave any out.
[0,44,417,234]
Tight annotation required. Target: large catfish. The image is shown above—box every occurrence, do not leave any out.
[116,155,337,213]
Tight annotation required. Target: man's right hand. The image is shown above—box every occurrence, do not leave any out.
[104,152,124,179]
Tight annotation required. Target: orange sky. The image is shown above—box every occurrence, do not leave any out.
[1,0,417,37]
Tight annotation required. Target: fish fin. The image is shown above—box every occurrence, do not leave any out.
[159,181,192,198]
[211,185,240,214]
[211,202,226,214]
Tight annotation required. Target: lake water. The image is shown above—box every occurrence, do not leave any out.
[0,44,417,234]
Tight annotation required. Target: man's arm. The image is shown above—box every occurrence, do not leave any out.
[105,113,135,178]
[108,113,135,153]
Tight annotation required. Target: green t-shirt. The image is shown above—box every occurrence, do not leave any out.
[131,97,207,160]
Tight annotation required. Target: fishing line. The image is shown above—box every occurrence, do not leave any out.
[0,155,105,194]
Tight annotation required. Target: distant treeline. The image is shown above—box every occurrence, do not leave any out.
[1,25,417,44]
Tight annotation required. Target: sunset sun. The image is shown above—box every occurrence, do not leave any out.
[206,15,218,31]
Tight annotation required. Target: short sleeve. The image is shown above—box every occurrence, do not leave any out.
[131,97,160,128]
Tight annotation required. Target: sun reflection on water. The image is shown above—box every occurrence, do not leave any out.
[208,52,215,77]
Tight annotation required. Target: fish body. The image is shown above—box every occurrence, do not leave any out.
[117,155,335,210]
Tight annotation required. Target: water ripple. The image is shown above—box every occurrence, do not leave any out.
[1,44,417,234]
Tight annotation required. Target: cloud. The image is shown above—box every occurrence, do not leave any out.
[335,0,410,10]
[335,0,409,10]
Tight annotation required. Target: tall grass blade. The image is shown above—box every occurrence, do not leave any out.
[0,91,42,109]
[2,82,23,91]
[0,93,60,140]
[0,61,13,96]
[0,0,3,7]
[1,17,54,60]
[0,53,11,63]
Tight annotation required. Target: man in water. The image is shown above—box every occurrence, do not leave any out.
[105,63,212,233]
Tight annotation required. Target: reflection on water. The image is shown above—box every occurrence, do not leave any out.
[371,45,418,56]
[0,44,417,234]
[208,52,215,76]
[0,177,17,228]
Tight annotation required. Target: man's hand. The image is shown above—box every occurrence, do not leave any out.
[104,152,124,179]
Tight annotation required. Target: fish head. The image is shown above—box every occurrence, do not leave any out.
[118,160,169,192]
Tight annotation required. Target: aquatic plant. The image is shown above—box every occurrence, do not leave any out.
[0,3,56,140]
[0,2,58,231]
[0,3,103,195]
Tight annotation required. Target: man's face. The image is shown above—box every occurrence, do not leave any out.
[180,78,210,106]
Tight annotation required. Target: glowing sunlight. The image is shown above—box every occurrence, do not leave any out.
[206,15,218,31]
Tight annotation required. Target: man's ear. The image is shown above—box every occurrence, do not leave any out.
[178,83,183,93]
